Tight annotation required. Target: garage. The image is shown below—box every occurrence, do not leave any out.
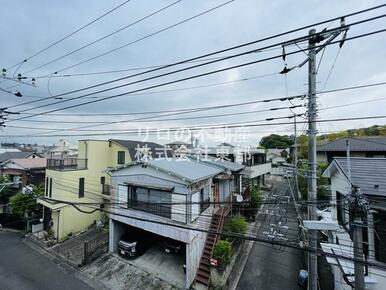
[110,220,187,289]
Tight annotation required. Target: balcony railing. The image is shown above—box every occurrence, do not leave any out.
[129,199,171,219]
[47,158,88,171]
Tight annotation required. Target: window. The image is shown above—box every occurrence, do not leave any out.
[45,177,49,196]
[200,187,210,213]
[117,151,125,165]
[100,176,105,184]
[79,177,85,198]
[129,186,171,218]
[374,211,386,263]
[49,178,52,198]
[336,191,344,225]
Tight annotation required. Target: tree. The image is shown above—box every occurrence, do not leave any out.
[297,161,329,201]
[259,134,294,149]
[9,185,43,217]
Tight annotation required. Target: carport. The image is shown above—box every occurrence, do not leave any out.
[109,219,186,289]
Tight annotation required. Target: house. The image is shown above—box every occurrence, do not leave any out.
[266,148,288,166]
[38,139,164,241]
[204,144,270,190]
[317,137,386,163]
[0,151,41,164]
[107,157,234,289]
[321,157,386,290]
[48,139,78,158]
[1,158,47,188]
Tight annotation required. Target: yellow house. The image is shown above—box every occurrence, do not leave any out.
[38,139,162,241]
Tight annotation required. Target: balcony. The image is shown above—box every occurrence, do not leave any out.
[129,199,171,219]
[47,158,87,171]
[242,162,271,178]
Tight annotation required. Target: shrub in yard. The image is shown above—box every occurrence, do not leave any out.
[213,240,232,265]
[223,214,247,242]
[249,186,262,217]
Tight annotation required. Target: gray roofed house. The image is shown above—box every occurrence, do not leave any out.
[0,151,41,164]
[323,157,386,197]
[316,137,386,163]
[322,157,386,278]
[147,158,224,182]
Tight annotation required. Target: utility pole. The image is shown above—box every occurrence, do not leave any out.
[307,28,318,290]
[347,139,366,289]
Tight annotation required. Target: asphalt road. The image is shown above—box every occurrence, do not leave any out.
[236,177,305,290]
[0,231,95,290]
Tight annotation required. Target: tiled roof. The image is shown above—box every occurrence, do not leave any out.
[0,152,38,163]
[9,158,47,169]
[326,157,386,196]
[317,137,386,152]
[110,139,164,160]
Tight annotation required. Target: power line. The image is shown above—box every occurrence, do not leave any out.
[6,79,386,137]
[7,6,385,110]
[5,0,133,71]
[8,27,386,121]
[9,71,280,102]
[5,114,386,138]
[6,104,304,124]
[23,0,235,76]
[19,0,183,75]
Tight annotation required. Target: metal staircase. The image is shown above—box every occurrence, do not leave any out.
[195,207,230,288]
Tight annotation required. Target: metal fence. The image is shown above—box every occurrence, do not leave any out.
[83,234,109,265]
[52,230,108,266]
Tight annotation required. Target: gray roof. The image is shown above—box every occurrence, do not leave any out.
[199,157,244,172]
[0,152,38,163]
[324,157,386,197]
[317,137,386,152]
[110,139,165,160]
[148,158,223,182]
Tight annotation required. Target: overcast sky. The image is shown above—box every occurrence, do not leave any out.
[0,0,385,147]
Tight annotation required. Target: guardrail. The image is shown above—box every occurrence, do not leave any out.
[47,158,87,171]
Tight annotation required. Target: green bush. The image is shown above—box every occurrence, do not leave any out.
[213,240,232,265]
[223,215,247,242]
[249,186,262,216]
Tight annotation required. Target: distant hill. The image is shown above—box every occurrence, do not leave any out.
[317,124,386,142]
[295,124,386,159]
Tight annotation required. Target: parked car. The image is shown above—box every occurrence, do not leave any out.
[163,238,183,254]
[118,232,149,259]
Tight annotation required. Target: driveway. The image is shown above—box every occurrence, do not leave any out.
[84,253,181,290]
[0,231,97,290]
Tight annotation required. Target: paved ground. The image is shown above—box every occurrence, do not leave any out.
[85,253,181,290]
[235,177,305,290]
[0,231,97,290]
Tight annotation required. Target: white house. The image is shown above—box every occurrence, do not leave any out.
[107,158,234,289]
[322,157,386,290]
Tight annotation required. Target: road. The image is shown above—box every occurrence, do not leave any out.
[0,231,95,290]
[236,177,305,290]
